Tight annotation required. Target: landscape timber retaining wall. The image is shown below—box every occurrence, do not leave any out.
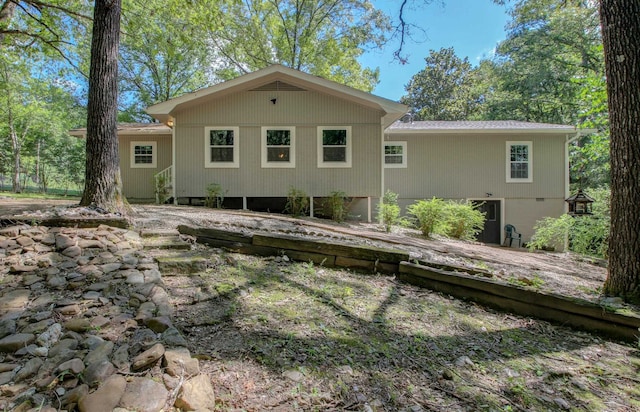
[177,225,409,274]
[399,262,640,343]
[178,224,640,343]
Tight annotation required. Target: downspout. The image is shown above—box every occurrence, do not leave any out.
[379,119,385,224]
[172,118,177,205]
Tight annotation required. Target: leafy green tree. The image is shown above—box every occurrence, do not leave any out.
[481,0,602,124]
[401,47,481,120]
[207,0,389,91]
[118,0,215,120]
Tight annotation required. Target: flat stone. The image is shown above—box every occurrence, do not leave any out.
[55,234,76,250]
[47,275,67,288]
[78,374,126,411]
[83,360,116,388]
[163,347,199,377]
[22,319,53,334]
[161,327,188,347]
[0,333,36,353]
[125,271,145,285]
[84,341,114,365]
[62,245,82,258]
[78,239,105,249]
[10,264,40,273]
[101,263,122,273]
[0,289,31,311]
[132,343,165,371]
[145,316,172,333]
[0,362,19,373]
[14,357,43,382]
[112,344,130,371]
[174,374,216,411]
[0,370,15,385]
[56,304,81,316]
[57,358,85,375]
[64,318,92,332]
[0,319,16,339]
[36,323,63,348]
[16,236,34,247]
[119,377,168,412]
[283,369,305,382]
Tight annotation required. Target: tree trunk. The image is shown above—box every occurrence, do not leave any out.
[10,128,20,193]
[80,0,127,215]
[600,0,640,303]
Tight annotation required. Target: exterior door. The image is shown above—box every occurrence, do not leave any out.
[472,200,501,244]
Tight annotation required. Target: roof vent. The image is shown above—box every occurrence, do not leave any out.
[250,81,306,92]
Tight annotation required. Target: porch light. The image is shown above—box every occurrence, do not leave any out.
[565,189,594,215]
[167,119,174,127]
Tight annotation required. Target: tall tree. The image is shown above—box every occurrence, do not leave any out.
[118,0,214,120]
[401,47,481,120]
[600,0,640,303]
[80,0,126,214]
[208,0,389,91]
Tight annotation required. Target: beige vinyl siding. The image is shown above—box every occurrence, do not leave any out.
[385,132,566,200]
[119,134,172,200]
[173,90,383,198]
[386,131,568,239]
[504,198,565,242]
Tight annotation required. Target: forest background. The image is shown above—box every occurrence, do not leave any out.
[0,0,608,196]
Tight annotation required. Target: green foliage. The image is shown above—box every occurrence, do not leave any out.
[407,197,446,238]
[529,188,610,258]
[377,190,401,232]
[155,175,170,204]
[327,191,349,223]
[285,187,309,217]
[207,0,390,92]
[205,183,226,208]
[441,201,486,240]
[401,47,482,120]
[119,0,213,120]
[408,198,485,240]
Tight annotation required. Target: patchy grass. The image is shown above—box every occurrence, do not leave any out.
[0,190,80,200]
[166,253,640,411]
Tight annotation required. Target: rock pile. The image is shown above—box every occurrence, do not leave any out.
[0,224,215,411]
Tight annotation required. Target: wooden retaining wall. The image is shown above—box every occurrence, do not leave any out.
[177,225,409,274]
[178,225,640,343]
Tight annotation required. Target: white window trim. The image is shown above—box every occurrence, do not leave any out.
[204,126,239,168]
[383,141,407,168]
[261,126,295,168]
[130,141,157,168]
[317,126,352,168]
[506,141,533,183]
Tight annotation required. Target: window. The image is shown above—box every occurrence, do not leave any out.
[384,141,407,168]
[506,141,532,182]
[317,126,351,168]
[262,126,295,168]
[205,127,239,168]
[130,141,157,168]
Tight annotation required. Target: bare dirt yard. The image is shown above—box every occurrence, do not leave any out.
[2,199,640,411]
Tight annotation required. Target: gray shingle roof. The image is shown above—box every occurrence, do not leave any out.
[387,120,577,132]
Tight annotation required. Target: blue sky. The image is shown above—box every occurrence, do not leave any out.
[359,0,511,100]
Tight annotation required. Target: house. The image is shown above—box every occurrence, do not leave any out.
[71,65,588,244]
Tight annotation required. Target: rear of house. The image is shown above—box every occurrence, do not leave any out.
[147,65,407,220]
[384,120,580,243]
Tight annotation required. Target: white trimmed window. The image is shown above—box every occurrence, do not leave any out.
[205,127,239,168]
[506,141,532,182]
[317,126,351,168]
[384,141,407,168]
[262,126,295,168]
[130,141,157,168]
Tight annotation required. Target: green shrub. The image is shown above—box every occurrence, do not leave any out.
[378,190,401,232]
[327,190,349,222]
[285,186,309,217]
[154,175,170,204]
[441,201,486,240]
[529,187,610,258]
[407,197,446,237]
[205,183,226,208]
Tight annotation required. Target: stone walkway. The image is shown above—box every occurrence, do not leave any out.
[0,223,214,411]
